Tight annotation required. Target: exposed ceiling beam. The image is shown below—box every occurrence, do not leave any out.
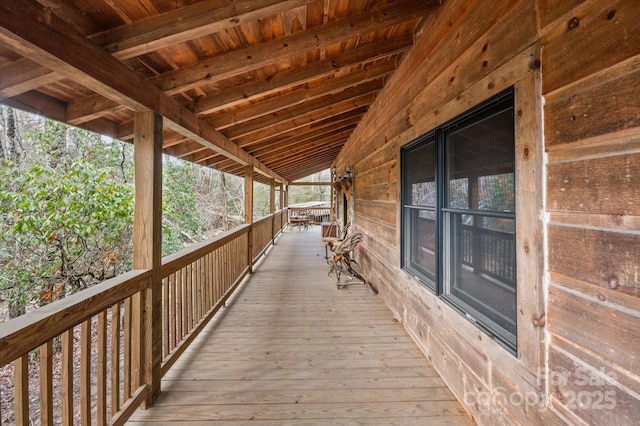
[209,60,395,130]
[192,35,412,115]
[65,35,408,126]
[244,114,363,154]
[248,125,357,159]
[0,0,286,183]
[150,1,438,95]
[258,133,352,167]
[90,0,317,60]
[222,81,382,140]
[0,57,59,99]
[0,0,317,99]
[238,108,366,149]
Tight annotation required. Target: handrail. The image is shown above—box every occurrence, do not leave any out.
[0,269,151,366]
[161,224,250,277]
[0,209,288,425]
[287,206,330,224]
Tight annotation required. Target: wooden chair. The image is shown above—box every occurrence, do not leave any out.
[327,232,377,293]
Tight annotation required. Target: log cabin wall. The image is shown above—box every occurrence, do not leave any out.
[335,0,640,424]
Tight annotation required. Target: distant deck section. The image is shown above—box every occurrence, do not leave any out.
[128,228,473,425]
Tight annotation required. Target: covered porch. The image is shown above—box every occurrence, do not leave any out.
[128,228,471,425]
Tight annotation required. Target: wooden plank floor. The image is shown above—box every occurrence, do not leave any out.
[128,228,474,425]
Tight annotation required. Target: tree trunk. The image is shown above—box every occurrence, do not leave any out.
[220,170,229,231]
[5,107,21,162]
[46,120,67,168]
[0,106,6,160]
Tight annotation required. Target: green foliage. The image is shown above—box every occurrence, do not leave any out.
[253,182,271,219]
[162,159,203,255]
[0,158,134,314]
[0,110,247,319]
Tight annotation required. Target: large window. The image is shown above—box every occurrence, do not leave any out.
[401,88,517,353]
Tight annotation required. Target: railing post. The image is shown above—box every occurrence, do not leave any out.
[469,175,482,274]
[133,111,163,407]
[244,166,254,273]
[270,178,276,244]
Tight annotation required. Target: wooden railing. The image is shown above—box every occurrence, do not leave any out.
[461,224,516,286]
[0,210,287,425]
[0,270,152,426]
[287,206,330,224]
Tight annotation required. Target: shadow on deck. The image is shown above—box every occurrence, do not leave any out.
[128,228,474,425]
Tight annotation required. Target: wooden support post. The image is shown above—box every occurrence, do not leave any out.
[269,178,276,214]
[284,185,289,208]
[269,178,276,242]
[469,175,482,274]
[244,166,254,272]
[133,111,162,407]
[279,182,284,212]
[330,171,335,222]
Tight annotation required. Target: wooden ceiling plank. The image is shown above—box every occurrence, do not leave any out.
[67,93,122,125]
[284,161,335,181]
[273,151,339,178]
[0,57,61,100]
[78,117,121,139]
[151,1,440,94]
[209,60,395,130]
[91,0,317,60]
[164,140,208,158]
[184,149,220,164]
[275,147,340,172]
[66,39,399,131]
[249,124,356,159]
[243,115,361,154]
[223,79,382,140]
[237,107,366,149]
[257,132,351,167]
[231,94,373,146]
[0,0,286,184]
[2,90,67,122]
[193,34,412,115]
[0,1,315,101]
[162,136,190,149]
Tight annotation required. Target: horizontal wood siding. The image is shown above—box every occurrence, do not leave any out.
[335,0,640,424]
[542,0,640,423]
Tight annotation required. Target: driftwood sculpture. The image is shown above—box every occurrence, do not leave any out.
[327,232,377,294]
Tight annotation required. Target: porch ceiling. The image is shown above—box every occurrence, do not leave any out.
[0,0,441,184]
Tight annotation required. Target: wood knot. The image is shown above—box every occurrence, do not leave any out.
[567,17,580,32]
[529,58,541,70]
[608,275,619,289]
[606,9,617,20]
[523,147,530,158]
[597,292,607,302]
[532,313,546,328]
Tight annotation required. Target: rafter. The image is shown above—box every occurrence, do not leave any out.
[209,60,395,130]
[0,0,286,183]
[222,81,382,140]
[192,35,412,115]
[243,113,363,152]
[90,0,317,60]
[65,35,407,127]
[150,1,438,95]
[248,125,357,159]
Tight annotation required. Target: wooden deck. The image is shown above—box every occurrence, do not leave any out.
[128,228,474,425]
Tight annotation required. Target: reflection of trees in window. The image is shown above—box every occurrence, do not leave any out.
[412,181,436,206]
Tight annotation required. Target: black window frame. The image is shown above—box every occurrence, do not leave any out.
[401,87,517,354]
